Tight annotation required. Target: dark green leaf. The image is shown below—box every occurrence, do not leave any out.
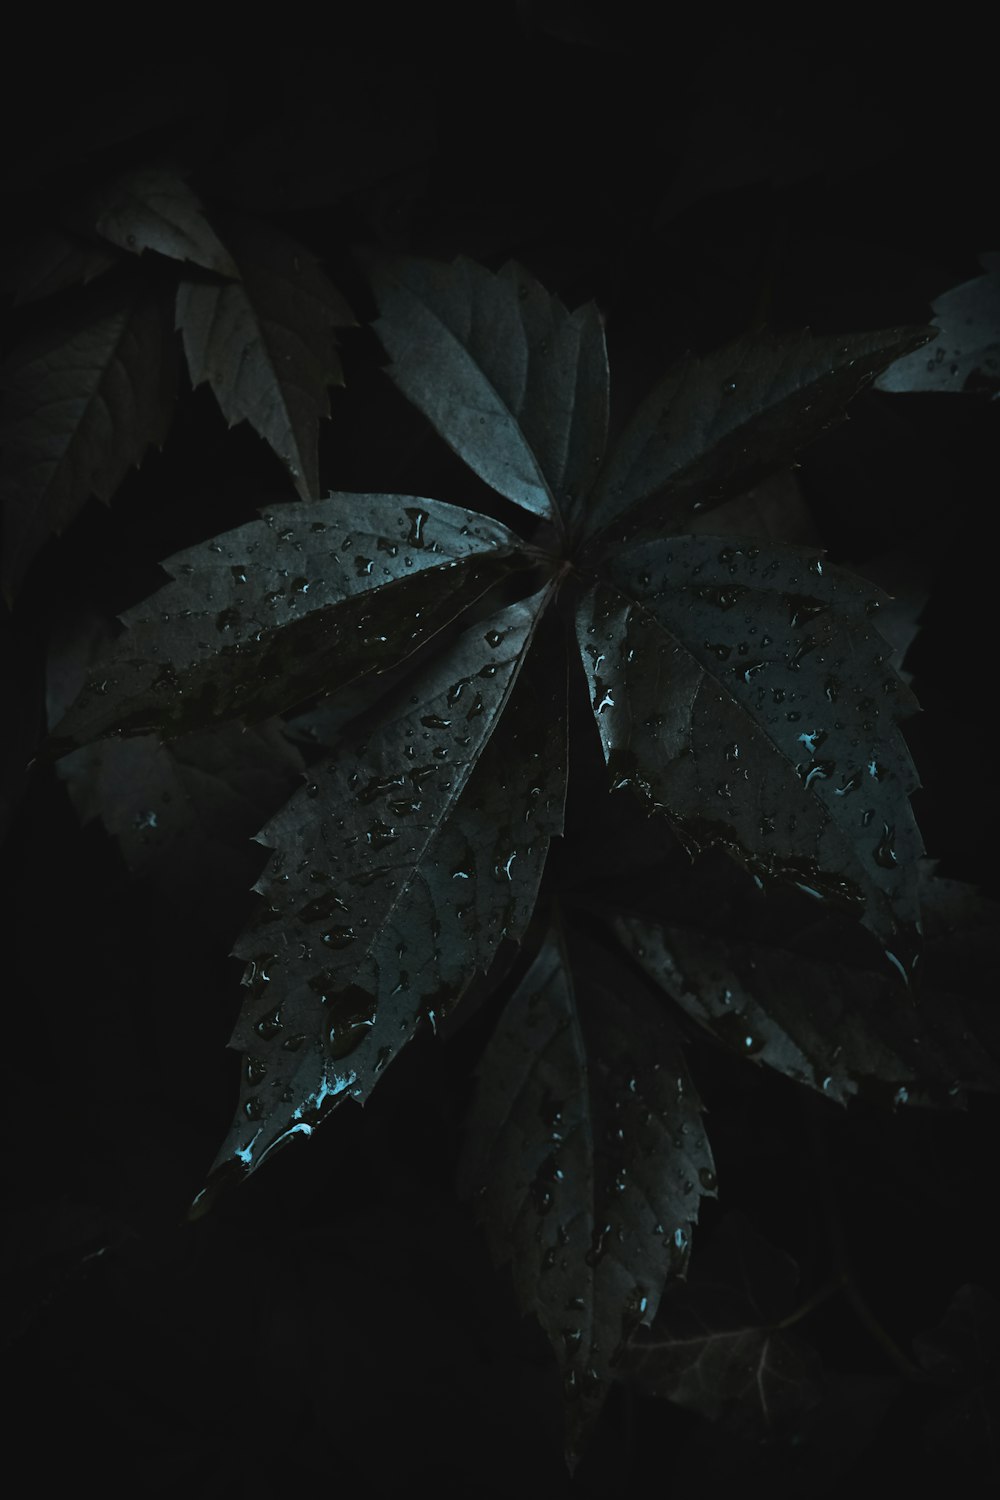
[48,494,523,751]
[371,256,608,525]
[206,590,565,1180]
[576,536,922,948]
[91,165,240,277]
[584,325,934,544]
[0,276,177,599]
[625,1214,824,1434]
[175,215,355,500]
[460,924,715,1466]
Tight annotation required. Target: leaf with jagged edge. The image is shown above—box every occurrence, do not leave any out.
[582,324,934,545]
[175,215,355,500]
[575,536,923,953]
[625,1214,824,1435]
[48,494,525,754]
[371,255,609,525]
[91,165,240,277]
[459,923,716,1468]
[615,869,1000,1107]
[203,591,566,1184]
[875,255,1000,397]
[0,274,177,600]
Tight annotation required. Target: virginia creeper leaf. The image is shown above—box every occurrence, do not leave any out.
[575,537,922,948]
[91,165,240,278]
[0,276,177,599]
[583,325,934,544]
[874,254,1000,397]
[175,215,355,500]
[371,256,609,525]
[48,495,524,752]
[208,591,566,1179]
[625,1214,824,1433]
[459,924,715,1466]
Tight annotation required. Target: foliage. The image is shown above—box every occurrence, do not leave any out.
[3,26,998,1495]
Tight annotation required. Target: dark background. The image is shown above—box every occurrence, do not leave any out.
[2,13,997,1494]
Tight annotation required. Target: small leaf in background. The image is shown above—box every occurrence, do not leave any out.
[875,254,1000,397]
[625,1213,824,1435]
[48,494,523,751]
[616,869,1000,1108]
[583,325,934,543]
[210,594,566,1178]
[175,215,355,500]
[90,165,240,278]
[576,537,923,951]
[372,256,609,525]
[1,229,120,307]
[460,925,715,1466]
[914,1285,1000,1480]
[0,276,177,600]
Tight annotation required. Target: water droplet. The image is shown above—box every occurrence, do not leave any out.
[484,630,504,648]
[255,1007,283,1038]
[698,1167,717,1191]
[321,925,357,949]
[327,986,377,1059]
[404,507,429,547]
[874,824,897,868]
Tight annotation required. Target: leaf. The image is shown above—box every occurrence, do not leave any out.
[459,924,716,1465]
[371,256,609,525]
[57,720,304,916]
[2,229,119,307]
[0,276,177,599]
[625,1214,824,1435]
[583,325,934,544]
[615,871,1000,1108]
[914,1286,1000,1476]
[576,536,923,948]
[875,255,1000,397]
[90,165,240,277]
[175,215,355,499]
[48,494,524,752]
[205,592,567,1180]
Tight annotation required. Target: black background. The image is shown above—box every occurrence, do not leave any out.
[2,12,997,1494]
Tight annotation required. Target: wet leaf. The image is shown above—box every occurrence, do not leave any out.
[583,325,934,544]
[48,494,524,751]
[616,869,1000,1107]
[625,1214,824,1434]
[175,215,355,499]
[90,165,240,277]
[209,594,566,1177]
[875,254,1000,397]
[372,255,608,525]
[0,275,177,599]
[576,536,923,948]
[460,924,715,1466]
